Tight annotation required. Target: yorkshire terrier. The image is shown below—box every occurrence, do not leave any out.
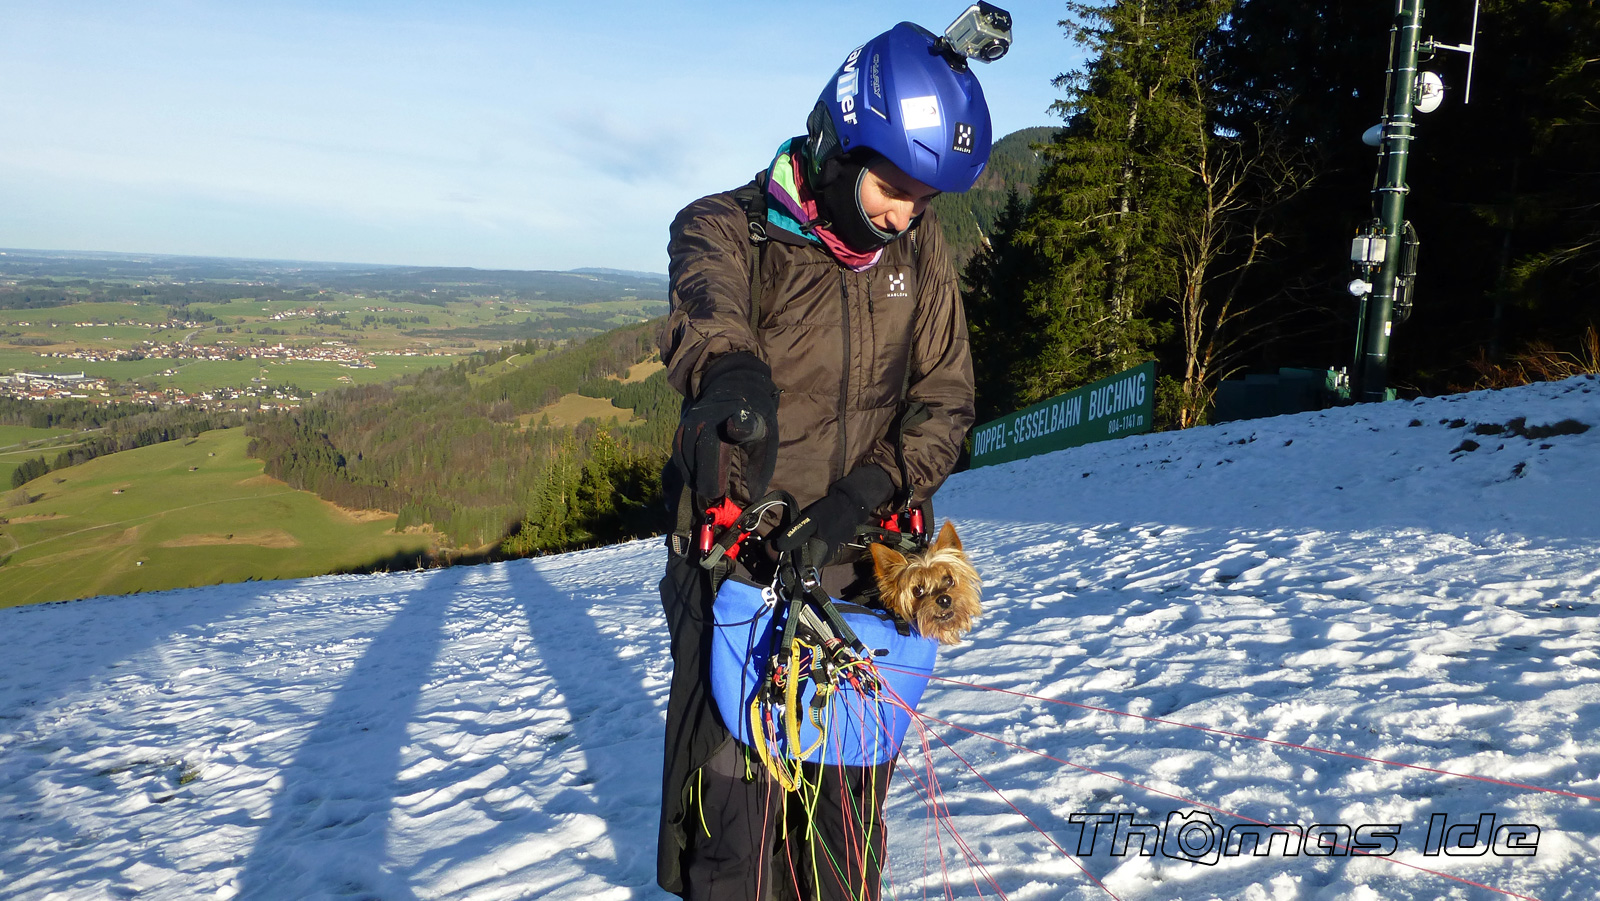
[868,520,982,646]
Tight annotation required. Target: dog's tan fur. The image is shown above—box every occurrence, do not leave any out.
[868,520,982,646]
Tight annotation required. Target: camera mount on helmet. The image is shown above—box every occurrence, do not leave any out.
[936,2,1013,69]
[805,6,1007,198]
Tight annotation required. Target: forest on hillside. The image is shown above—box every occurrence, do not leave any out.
[931,126,1059,271]
[963,0,1599,427]
[244,322,677,554]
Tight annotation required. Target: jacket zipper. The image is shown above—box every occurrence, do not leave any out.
[837,270,851,482]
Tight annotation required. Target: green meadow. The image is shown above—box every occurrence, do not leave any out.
[0,425,82,488]
[0,427,436,607]
[0,301,164,326]
[129,355,464,394]
[0,425,75,448]
[465,348,558,387]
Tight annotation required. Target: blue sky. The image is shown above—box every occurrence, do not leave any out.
[0,1,1084,273]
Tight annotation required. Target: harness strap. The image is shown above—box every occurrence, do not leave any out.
[731,171,769,334]
[853,523,925,556]
[670,483,695,559]
[785,640,828,760]
[891,225,929,513]
[809,587,866,655]
[750,691,798,791]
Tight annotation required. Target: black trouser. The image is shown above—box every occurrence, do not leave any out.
[682,738,893,901]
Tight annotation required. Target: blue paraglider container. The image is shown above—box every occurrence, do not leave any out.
[710,578,937,766]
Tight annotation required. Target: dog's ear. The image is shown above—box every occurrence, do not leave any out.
[868,542,906,578]
[933,519,963,553]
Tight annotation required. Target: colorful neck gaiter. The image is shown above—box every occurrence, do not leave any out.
[763,139,883,272]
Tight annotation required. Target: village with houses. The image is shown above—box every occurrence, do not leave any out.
[1,328,391,410]
[0,369,307,411]
[38,337,379,368]
[0,254,668,418]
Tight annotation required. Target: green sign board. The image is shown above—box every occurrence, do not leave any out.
[968,361,1156,468]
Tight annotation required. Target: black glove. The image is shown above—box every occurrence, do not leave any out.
[671,352,779,501]
[771,465,894,566]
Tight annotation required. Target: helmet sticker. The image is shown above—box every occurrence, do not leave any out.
[868,53,889,120]
[836,56,861,103]
[952,122,975,154]
[837,46,863,125]
[900,96,942,131]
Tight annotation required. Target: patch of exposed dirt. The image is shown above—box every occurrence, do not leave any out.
[6,513,65,524]
[518,393,636,428]
[327,503,397,524]
[160,529,300,549]
[613,359,665,383]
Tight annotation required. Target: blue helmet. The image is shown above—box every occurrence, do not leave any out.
[807,22,993,194]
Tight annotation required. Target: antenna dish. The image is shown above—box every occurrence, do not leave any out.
[1415,71,1446,113]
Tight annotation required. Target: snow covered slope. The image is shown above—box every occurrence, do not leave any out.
[3,376,1599,901]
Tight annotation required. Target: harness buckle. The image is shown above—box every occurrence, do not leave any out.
[799,565,822,593]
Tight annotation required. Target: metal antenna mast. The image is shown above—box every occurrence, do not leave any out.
[1346,0,1480,403]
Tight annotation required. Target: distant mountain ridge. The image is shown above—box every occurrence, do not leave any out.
[0,249,666,287]
[571,268,669,282]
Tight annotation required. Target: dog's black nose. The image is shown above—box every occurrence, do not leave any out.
[937,595,951,609]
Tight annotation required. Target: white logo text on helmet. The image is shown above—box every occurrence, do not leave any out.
[837,46,864,125]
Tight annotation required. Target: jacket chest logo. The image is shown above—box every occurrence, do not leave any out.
[886,270,909,299]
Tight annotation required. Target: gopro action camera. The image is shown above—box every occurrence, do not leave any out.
[942,2,1012,63]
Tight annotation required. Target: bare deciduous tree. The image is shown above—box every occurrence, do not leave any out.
[1170,123,1315,427]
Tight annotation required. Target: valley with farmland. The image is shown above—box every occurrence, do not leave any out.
[0,251,676,605]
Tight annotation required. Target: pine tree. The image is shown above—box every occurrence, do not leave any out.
[989,0,1228,408]
[965,0,1326,425]
[963,191,1047,423]
[10,456,48,489]
[1473,0,1600,349]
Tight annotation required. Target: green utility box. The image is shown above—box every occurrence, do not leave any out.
[1213,367,1357,423]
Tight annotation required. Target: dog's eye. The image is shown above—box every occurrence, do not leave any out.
[913,585,926,599]
[941,573,954,588]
